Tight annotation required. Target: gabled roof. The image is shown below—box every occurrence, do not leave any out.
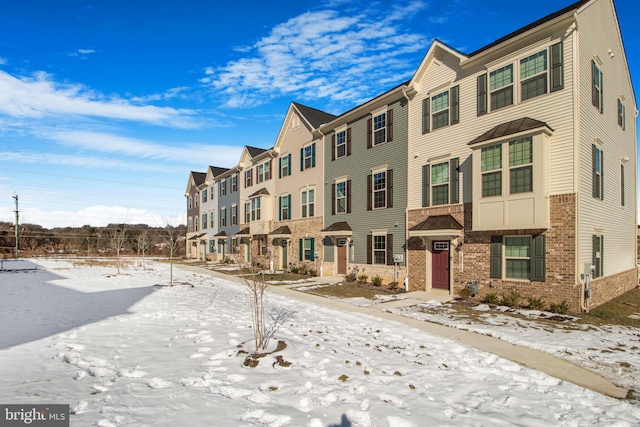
[292,102,337,128]
[185,171,206,196]
[468,117,553,146]
[208,166,230,177]
[246,146,268,157]
[321,222,353,232]
[214,231,227,237]
[269,225,292,236]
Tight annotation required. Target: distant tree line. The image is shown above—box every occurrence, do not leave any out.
[0,221,186,259]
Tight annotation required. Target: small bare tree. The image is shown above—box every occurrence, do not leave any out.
[243,265,269,351]
[159,219,184,286]
[135,229,151,270]
[106,223,128,274]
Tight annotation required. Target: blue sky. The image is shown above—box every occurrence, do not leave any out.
[0,0,637,228]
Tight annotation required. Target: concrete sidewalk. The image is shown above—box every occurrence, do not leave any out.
[179,264,629,399]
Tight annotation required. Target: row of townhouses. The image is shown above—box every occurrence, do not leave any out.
[185,0,637,312]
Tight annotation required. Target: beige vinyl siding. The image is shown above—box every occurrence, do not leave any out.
[408,35,577,211]
[576,0,637,275]
[276,114,324,221]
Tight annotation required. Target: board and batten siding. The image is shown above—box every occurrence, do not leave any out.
[323,97,408,266]
[576,0,637,276]
[407,33,577,211]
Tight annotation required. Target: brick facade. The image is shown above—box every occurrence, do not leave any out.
[407,194,601,313]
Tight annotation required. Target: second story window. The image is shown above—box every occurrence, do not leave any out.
[336,181,347,214]
[231,175,237,192]
[520,50,547,101]
[251,197,261,221]
[195,193,199,207]
[257,161,271,183]
[618,99,626,130]
[202,189,208,203]
[279,195,291,221]
[220,207,227,227]
[336,130,347,158]
[210,211,215,228]
[202,213,207,229]
[431,162,449,205]
[231,205,237,226]
[245,201,251,223]
[195,217,199,232]
[245,169,252,188]
[301,189,315,218]
[509,137,533,194]
[481,145,502,197]
[220,179,227,196]
[188,197,193,209]
[372,171,387,209]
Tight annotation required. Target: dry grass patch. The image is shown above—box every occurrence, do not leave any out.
[303,282,404,299]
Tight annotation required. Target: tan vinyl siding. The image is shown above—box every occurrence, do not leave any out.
[408,34,576,211]
[576,0,637,276]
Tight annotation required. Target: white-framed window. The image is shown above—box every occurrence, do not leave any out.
[520,50,548,101]
[220,179,227,196]
[618,99,626,130]
[373,170,387,209]
[231,204,237,226]
[302,143,315,171]
[202,189,208,203]
[431,162,449,205]
[301,188,315,218]
[195,192,199,207]
[481,145,502,197]
[260,236,267,256]
[509,137,533,194]
[620,163,626,207]
[336,130,347,158]
[504,236,531,279]
[490,64,514,111]
[220,207,227,227]
[257,161,270,183]
[250,197,261,221]
[592,60,603,113]
[279,154,291,178]
[593,144,603,200]
[279,195,290,221]
[245,201,251,223]
[188,217,193,232]
[188,197,193,209]
[195,216,199,231]
[373,112,386,145]
[209,211,215,228]
[592,235,603,278]
[431,91,449,130]
[231,175,237,192]
[210,186,215,199]
[202,213,208,230]
[245,169,252,187]
[300,237,314,261]
[336,180,347,214]
[373,235,386,265]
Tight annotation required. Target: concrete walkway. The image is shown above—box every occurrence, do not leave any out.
[178,264,629,399]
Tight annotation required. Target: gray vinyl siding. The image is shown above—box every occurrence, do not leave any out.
[324,97,408,265]
[217,172,241,253]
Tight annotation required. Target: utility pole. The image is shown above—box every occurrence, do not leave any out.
[13,193,19,259]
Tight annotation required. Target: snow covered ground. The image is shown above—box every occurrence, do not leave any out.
[389,300,640,401]
[1,259,639,426]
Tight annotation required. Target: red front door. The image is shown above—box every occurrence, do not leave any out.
[432,241,450,290]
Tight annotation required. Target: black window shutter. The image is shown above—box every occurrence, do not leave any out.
[346,128,352,156]
[422,98,430,134]
[299,238,303,262]
[422,164,430,207]
[367,174,372,211]
[592,60,598,108]
[490,236,502,278]
[550,42,564,92]
[387,169,393,208]
[278,157,282,178]
[386,234,394,266]
[346,180,352,213]
[600,150,604,200]
[592,144,598,199]
[331,134,336,161]
[310,238,315,261]
[531,235,546,281]
[477,74,487,116]
[300,148,304,171]
[450,85,460,125]
[278,197,282,221]
[366,235,372,264]
[331,183,336,215]
[592,235,598,278]
[450,158,459,204]
[367,118,372,149]
[311,143,316,168]
[287,154,291,176]
[287,195,291,220]
[600,71,604,114]
[601,235,604,277]
[387,109,393,142]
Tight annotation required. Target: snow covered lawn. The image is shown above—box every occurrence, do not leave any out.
[1,259,639,426]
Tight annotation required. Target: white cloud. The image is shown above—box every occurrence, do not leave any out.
[206,1,430,108]
[0,57,7,65]
[0,70,200,128]
[78,49,96,55]
[4,205,184,229]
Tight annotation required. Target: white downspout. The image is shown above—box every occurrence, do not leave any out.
[402,86,411,292]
